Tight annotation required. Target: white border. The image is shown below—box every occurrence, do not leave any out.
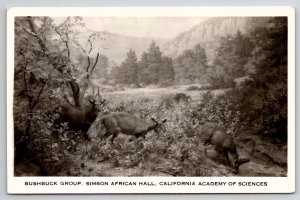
[7,6,295,194]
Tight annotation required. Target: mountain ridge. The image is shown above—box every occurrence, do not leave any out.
[70,17,273,65]
[161,17,272,62]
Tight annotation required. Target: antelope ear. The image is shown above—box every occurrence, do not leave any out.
[100,99,106,104]
[238,158,250,166]
[151,118,158,123]
[89,98,95,104]
[162,119,167,123]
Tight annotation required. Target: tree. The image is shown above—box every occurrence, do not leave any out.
[174,49,194,83]
[196,17,288,143]
[174,44,207,84]
[209,17,288,140]
[136,42,175,86]
[159,56,175,86]
[14,17,56,157]
[205,64,235,89]
[53,17,100,107]
[122,49,138,85]
[213,31,253,78]
[93,54,109,84]
[13,16,103,169]
[110,65,126,85]
[194,44,208,74]
[111,49,138,86]
[246,17,287,138]
[137,52,151,85]
[146,41,163,84]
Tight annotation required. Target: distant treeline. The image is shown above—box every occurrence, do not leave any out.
[110,42,174,87]
[107,17,286,91]
[105,29,255,88]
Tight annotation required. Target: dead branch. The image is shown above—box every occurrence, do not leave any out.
[87,32,96,54]
[90,53,100,75]
[86,56,91,72]
[32,80,46,109]
[22,26,37,37]
[26,17,47,52]
[54,28,70,59]
[72,39,87,54]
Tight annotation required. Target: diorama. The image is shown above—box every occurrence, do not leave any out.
[9,7,292,187]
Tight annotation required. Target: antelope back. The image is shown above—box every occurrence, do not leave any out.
[101,112,155,135]
[101,112,167,138]
[60,104,85,127]
[59,99,100,132]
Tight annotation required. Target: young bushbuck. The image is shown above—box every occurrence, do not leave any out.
[99,112,167,143]
[201,122,240,173]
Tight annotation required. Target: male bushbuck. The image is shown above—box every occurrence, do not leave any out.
[201,122,240,173]
[60,98,101,133]
[59,98,104,153]
[99,112,167,143]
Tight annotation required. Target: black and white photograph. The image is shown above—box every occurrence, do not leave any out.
[7,7,295,193]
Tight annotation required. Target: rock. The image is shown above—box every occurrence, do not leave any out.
[263,150,287,167]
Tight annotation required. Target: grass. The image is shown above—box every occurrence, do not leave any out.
[102,84,206,103]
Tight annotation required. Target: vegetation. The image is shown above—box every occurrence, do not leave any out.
[14,16,102,175]
[111,42,175,87]
[174,44,207,84]
[13,17,288,176]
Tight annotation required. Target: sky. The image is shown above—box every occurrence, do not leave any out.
[54,17,209,39]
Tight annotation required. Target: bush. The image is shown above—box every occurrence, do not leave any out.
[158,93,191,109]
[190,80,287,142]
[14,94,86,176]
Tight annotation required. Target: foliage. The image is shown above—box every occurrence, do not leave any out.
[88,93,216,176]
[213,30,253,78]
[190,17,288,140]
[111,49,138,85]
[205,64,236,89]
[174,44,207,84]
[14,16,103,175]
[93,54,110,84]
[111,42,174,87]
[139,41,163,85]
[246,17,287,139]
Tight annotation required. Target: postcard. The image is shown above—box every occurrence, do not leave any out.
[7,6,295,193]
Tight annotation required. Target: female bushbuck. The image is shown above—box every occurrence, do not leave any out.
[201,122,240,173]
[100,112,167,143]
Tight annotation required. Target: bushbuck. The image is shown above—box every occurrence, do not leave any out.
[60,98,101,133]
[99,112,167,143]
[201,122,240,173]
